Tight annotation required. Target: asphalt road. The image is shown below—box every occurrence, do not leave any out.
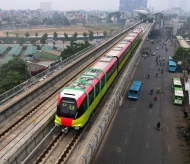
[91,30,187,164]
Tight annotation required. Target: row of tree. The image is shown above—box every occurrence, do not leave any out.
[3,30,108,45]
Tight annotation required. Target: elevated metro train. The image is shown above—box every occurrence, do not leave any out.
[55,26,144,132]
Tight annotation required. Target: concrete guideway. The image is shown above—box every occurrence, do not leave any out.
[0,23,143,164]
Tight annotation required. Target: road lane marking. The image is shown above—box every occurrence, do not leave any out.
[168,145,170,152]
[150,110,152,114]
[166,100,167,104]
[167,126,169,132]
[146,141,149,148]
[125,138,128,144]
[166,112,168,115]
[148,124,150,129]
[130,121,132,126]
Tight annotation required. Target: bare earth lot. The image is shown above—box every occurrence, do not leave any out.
[0,24,122,37]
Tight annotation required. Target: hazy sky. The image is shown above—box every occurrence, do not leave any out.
[0,0,173,11]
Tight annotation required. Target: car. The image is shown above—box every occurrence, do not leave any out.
[142,52,149,57]
[152,52,155,56]
[142,54,148,57]
[156,46,159,50]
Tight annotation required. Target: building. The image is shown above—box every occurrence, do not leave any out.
[119,0,147,12]
[40,2,51,12]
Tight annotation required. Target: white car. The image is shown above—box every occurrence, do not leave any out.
[152,52,155,56]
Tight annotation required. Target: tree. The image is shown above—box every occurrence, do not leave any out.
[83,32,88,40]
[0,58,30,94]
[6,32,9,38]
[103,31,107,37]
[40,33,48,44]
[89,30,94,41]
[61,41,91,60]
[53,32,58,41]
[25,32,30,38]
[64,32,69,41]
[72,32,78,41]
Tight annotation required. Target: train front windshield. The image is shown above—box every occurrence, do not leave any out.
[58,98,77,118]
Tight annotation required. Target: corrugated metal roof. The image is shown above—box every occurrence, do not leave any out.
[0,46,8,55]
[42,45,53,51]
[24,46,37,56]
[8,46,23,56]
[0,56,14,65]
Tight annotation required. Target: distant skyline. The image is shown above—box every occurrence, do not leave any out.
[0,0,188,12]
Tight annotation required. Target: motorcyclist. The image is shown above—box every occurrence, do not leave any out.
[157,88,160,93]
[154,95,158,101]
[150,89,153,95]
[156,73,158,78]
[157,122,161,130]
[147,74,150,79]
[149,101,153,108]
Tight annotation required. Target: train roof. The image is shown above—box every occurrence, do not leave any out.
[60,27,143,100]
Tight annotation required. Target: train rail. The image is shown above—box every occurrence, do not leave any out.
[21,23,150,164]
[33,130,81,164]
[0,34,124,150]
[0,24,143,164]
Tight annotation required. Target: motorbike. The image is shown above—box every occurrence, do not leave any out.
[149,102,153,108]
[150,90,153,95]
[157,122,161,130]
[154,96,157,101]
[157,88,160,93]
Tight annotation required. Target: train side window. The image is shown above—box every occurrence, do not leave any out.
[83,97,87,110]
[89,90,94,104]
[101,75,105,89]
[95,81,100,95]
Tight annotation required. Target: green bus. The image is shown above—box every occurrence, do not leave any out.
[172,78,182,90]
[173,87,184,105]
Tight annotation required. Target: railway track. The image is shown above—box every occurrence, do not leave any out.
[0,25,141,163]
[33,130,81,164]
[0,38,119,150]
[22,24,150,164]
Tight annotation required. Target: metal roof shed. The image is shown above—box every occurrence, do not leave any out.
[8,46,23,56]
[0,56,14,65]
[42,45,53,51]
[0,46,8,55]
[24,46,37,56]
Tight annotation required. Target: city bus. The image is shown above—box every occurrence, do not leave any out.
[128,81,142,99]
[172,78,182,90]
[168,60,177,72]
[173,87,184,105]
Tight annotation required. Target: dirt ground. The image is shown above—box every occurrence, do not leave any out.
[0,25,122,37]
